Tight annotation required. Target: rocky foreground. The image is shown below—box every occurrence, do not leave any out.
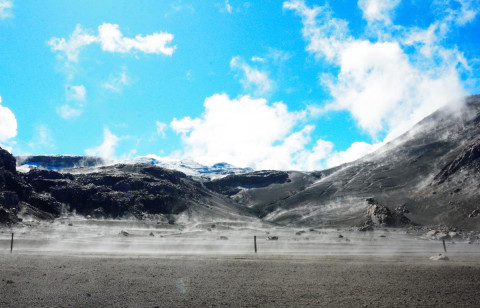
[1,254,479,307]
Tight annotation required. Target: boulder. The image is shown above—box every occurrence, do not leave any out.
[0,207,19,224]
[361,198,412,229]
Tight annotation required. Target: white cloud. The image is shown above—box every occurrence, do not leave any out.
[170,116,202,134]
[0,96,17,143]
[170,94,317,169]
[85,128,120,159]
[169,93,373,170]
[48,25,98,62]
[230,56,274,96]
[357,0,400,24]
[97,23,175,55]
[285,0,467,142]
[0,0,13,19]
[155,121,168,138]
[48,23,176,62]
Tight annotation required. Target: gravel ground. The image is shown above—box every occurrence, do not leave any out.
[1,254,479,307]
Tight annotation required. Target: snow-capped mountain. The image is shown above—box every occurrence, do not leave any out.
[132,155,253,177]
[15,154,252,178]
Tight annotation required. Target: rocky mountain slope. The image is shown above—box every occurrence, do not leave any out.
[1,95,479,230]
[204,95,480,229]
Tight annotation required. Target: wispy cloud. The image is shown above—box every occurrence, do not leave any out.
[103,68,129,92]
[57,104,83,119]
[230,56,274,96]
[48,23,176,63]
[28,124,55,152]
[155,121,168,138]
[0,0,13,19]
[165,1,194,17]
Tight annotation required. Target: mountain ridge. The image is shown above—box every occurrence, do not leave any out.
[1,95,479,230]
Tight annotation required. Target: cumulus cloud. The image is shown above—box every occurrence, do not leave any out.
[0,0,13,19]
[85,128,120,159]
[169,93,374,170]
[357,0,400,24]
[170,94,324,169]
[0,96,17,144]
[230,56,274,96]
[48,23,176,62]
[285,0,468,143]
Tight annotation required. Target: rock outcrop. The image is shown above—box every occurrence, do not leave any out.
[359,198,412,230]
[433,138,480,184]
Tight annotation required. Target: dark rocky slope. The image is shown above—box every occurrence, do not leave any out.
[0,149,253,224]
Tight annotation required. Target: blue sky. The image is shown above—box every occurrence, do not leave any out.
[0,0,478,170]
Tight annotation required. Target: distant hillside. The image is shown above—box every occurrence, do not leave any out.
[204,95,480,229]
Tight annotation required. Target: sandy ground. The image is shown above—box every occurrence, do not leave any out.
[1,253,480,307]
